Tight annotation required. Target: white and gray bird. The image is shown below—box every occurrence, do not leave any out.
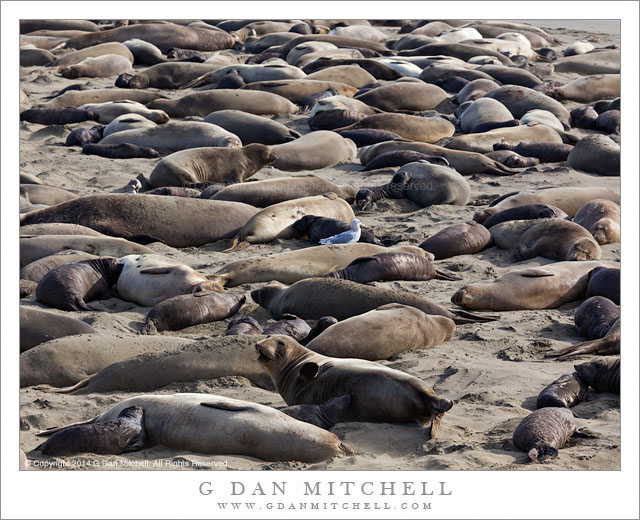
[318,219,362,245]
[124,179,142,194]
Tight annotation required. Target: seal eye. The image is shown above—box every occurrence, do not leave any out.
[276,340,285,347]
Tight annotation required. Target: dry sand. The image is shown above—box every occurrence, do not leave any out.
[19,20,620,471]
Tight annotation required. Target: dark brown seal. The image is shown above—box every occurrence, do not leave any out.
[225,316,263,336]
[36,257,123,311]
[337,129,407,147]
[299,316,338,346]
[485,150,540,168]
[536,373,587,409]
[512,408,594,463]
[574,296,620,340]
[82,143,160,159]
[291,215,388,245]
[281,395,352,430]
[362,151,450,171]
[34,406,145,456]
[355,170,411,211]
[419,221,491,260]
[586,267,620,304]
[595,110,620,134]
[262,314,311,342]
[20,306,99,352]
[20,107,99,125]
[140,291,246,335]
[574,356,620,394]
[324,252,461,283]
[65,125,104,147]
[308,108,367,130]
[255,335,453,438]
[492,142,574,163]
[570,106,599,129]
[482,204,568,229]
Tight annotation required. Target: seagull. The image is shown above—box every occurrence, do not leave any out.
[319,219,362,245]
[124,179,142,194]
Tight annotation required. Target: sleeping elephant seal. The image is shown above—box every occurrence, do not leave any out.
[399,161,471,207]
[489,218,602,261]
[281,395,352,430]
[48,42,134,67]
[484,85,571,128]
[573,199,620,245]
[574,357,620,394]
[20,250,99,283]
[34,406,145,457]
[567,135,620,176]
[36,257,123,311]
[41,88,166,108]
[209,244,430,287]
[209,176,356,207]
[116,62,221,89]
[21,194,258,248]
[59,54,133,79]
[484,150,540,168]
[324,252,461,283]
[574,296,620,341]
[82,143,160,159]
[203,109,301,145]
[419,221,491,259]
[261,315,311,342]
[269,131,357,171]
[335,113,455,143]
[445,124,563,154]
[20,306,99,352]
[20,185,77,206]
[513,408,594,463]
[35,393,351,462]
[78,100,169,124]
[551,74,620,104]
[492,142,574,163]
[102,114,157,137]
[482,204,569,229]
[243,79,358,105]
[148,144,277,187]
[20,107,99,125]
[451,260,619,311]
[255,335,454,438]
[252,278,498,324]
[117,254,221,307]
[308,108,366,130]
[66,125,104,147]
[536,373,587,409]
[353,82,449,112]
[141,291,245,335]
[305,304,455,360]
[224,193,354,252]
[225,316,263,336]
[458,97,514,134]
[586,267,620,305]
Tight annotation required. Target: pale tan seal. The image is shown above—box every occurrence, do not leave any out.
[445,123,562,154]
[102,113,157,137]
[335,113,455,143]
[243,79,358,104]
[42,88,165,108]
[553,50,620,75]
[354,82,449,112]
[59,54,133,79]
[49,42,134,67]
[551,74,620,103]
[458,97,514,134]
[306,65,377,88]
[573,199,620,245]
[78,100,169,124]
[399,161,471,206]
[19,185,77,206]
[203,109,300,145]
[269,131,357,171]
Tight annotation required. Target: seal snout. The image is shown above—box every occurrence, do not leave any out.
[255,342,273,363]
[451,287,469,306]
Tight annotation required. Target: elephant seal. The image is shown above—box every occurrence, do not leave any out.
[64,23,235,52]
[353,82,449,112]
[269,131,357,171]
[38,335,274,393]
[141,291,246,335]
[281,395,352,430]
[65,125,104,147]
[262,315,312,342]
[180,63,306,89]
[243,79,358,105]
[20,107,99,125]
[454,78,500,103]
[225,193,355,252]
[435,76,470,92]
[148,144,276,187]
[82,143,160,159]
[399,161,471,207]
[41,88,166,108]
[482,204,569,229]
[301,58,402,80]
[570,106,599,129]
[536,373,587,409]
[20,250,100,283]
[573,199,620,245]
[203,109,301,145]
[362,150,449,171]
[551,74,620,104]
[99,121,242,155]
[225,316,263,336]
[21,19,99,33]
[116,62,220,88]
[78,100,169,124]
[485,85,570,128]
[473,187,620,223]
[595,110,620,134]
[147,90,298,117]
[492,142,573,163]
[553,49,620,75]
[489,219,601,261]
[21,194,258,248]
[20,306,99,352]
[145,187,202,198]
[520,110,564,133]
[468,119,521,134]
[513,408,593,463]
[209,244,428,287]
[35,394,351,462]
[459,98,514,134]
[445,124,563,154]
[567,135,620,176]
[36,257,123,311]
[485,150,540,168]
[399,42,513,65]
[306,65,377,88]
[419,221,491,259]
[209,176,356,206]
[305,304,455,360]
[338,129,408,147]
[574,296,620,341]
[548,314,620,359]
[586,267,620,304]
[20,172,44,185]
[19,235,152,268]
[252,278,498,324]
[335,113,455,143]
[122,39,167,65]
[325,252,461,283]
[451,260,619,311]
[354,171,411,210]
[563,41,594,56]
[59,54,133,79]
[34,406,145,457]
[20,223,105,238]
[292,215,388,245]
[117,254,220,307]
[20,279,38,298]
[102,114,156,137]
[20,185,77,206]
[574,357,620,394]
[215,68,247,89]
[255,335,453,438]
[308,108,367,130]
[49,42,134,67]
[476,64,542,88]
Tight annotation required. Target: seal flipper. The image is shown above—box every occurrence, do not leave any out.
[35,415,99,437]
[34,373,96,394]
[528,445,558,463]
[573,427,598,439]
[452,310,501,324]
[434,269,463,281]
[200,402,252,412]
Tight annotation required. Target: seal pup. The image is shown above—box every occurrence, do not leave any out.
[573,199,620,245]
[536,373,587,409]
[20,250,100,283]
[586,267,620,304]
[140,291,246,335]
[255,335,454,438]
[574,296,620,340]
[20,107,99,125]
[34,406,145,456]
[512,408,595,463]
[280,395,352,430]
[262,314,312,342]
[574,357,620,394]
[35,394,351,462]
[482,204,568,229]
[35,257,123,311]
[355,171,412,211]
[65,125,104,147]
[225,317,263,336]
[82,143,160,159]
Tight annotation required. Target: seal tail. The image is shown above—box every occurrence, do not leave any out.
[434,269,463,281]
[452,310,500,324]
[34,374,95,394]
[338,441,355,456]
[223,237,250,253]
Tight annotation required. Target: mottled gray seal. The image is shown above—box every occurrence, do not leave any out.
[570,106,599,129]
[573,199,620,245]
[36,257,123,311]
[65,125,104,147]
[141,291,245,335]
[574,357,620,394]
[20,306,99,352]
[419,221,491,260]
[595,110,620,134]
[536,373,587,409]
[225,316,263,336]
[255,335,453,438]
